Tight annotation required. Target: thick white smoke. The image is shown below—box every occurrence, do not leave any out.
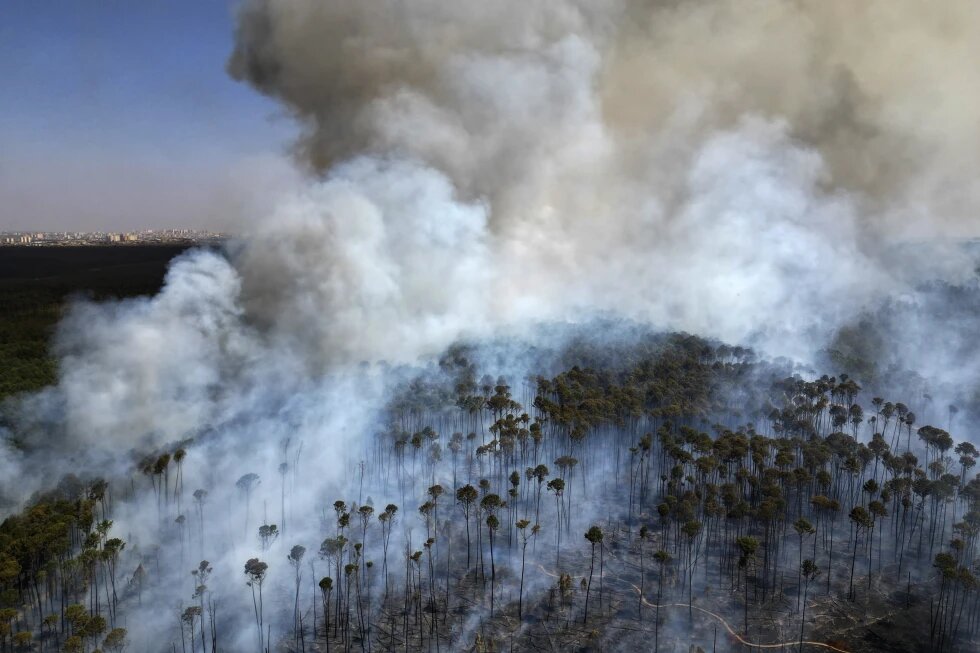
[235,157,493,367]
[10,1,973,465]
[2,1,980,649]
[221,0,980,365]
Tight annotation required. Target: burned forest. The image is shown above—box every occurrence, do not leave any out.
[3,330,980,652]
[5,1,980,652]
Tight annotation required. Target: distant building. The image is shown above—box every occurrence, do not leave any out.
[0,229,227,246]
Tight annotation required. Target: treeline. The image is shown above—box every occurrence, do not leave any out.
[1,332,979,652]
[0,245,188,402]
[0,476,128,651]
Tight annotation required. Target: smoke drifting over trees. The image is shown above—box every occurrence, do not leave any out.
[223,0,980,365]
[2,1,980,652]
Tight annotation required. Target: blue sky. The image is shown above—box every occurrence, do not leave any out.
[0,0,299,231]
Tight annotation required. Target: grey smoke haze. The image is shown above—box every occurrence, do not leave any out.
[4,0,979,555]
[229,0,980,234]
[224,0,980,365]
[2,1,980,649]
[0,149,304,232]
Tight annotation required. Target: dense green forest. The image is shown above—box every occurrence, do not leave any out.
[1,292,979,652]
[0,247,188,401]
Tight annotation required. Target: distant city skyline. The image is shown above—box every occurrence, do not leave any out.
[0,228,227,246]
[0,0,300,232]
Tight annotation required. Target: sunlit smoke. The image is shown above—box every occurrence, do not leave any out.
[2,1,980,650]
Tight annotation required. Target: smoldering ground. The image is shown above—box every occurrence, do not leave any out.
[2,0,980,651]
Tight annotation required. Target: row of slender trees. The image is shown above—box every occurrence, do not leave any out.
[0,474,129,652]
[228,337,980,651]
[2,332,979,651]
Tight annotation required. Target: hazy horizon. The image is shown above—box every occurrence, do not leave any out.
[0,0,301,233]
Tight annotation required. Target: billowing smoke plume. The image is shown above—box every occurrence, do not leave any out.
[3,1,980,650]
[6,0,977,488]
[224,0,980,365]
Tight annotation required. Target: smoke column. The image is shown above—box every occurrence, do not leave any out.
[224,0,980,361]
[2,0,980,649]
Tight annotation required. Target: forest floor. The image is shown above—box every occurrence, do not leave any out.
[287,515,959,653]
